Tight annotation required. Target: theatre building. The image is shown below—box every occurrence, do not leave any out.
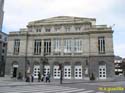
[5,16,115,80]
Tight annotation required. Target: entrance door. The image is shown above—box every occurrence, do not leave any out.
[12,64,18,78]
[64,66,71,79]
[53,65,60,79]
[13,67,17,77]
[44,65,50,76]
[74,66,82,79]
[99,65,106,79]
[33,65,40,78]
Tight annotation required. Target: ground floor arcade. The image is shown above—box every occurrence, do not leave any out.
[5,56,115,80]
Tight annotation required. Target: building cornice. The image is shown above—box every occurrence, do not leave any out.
[8,30,113,37]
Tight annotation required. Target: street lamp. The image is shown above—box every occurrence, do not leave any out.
[59,63,63,84]
[25,60,30,82]
[40,54,48,76]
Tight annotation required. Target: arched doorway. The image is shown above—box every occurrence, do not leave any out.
[64,62,71,79]
[74,62,82,79]
[11,61,18,78]
[99,61,106,79]
[44,65,50,76]
[53,62,60,79]
[33,61,40,78]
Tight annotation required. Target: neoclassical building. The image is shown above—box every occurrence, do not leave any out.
[5,16,115,80]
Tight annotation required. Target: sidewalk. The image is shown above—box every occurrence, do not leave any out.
[0,76,125,87]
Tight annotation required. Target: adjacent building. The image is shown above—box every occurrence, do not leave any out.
[5,16,115,80]
[114,56,123,76]
[0,0,4,32]
[0,31,7,76]
[121,58,125,76]
[0,0,7,77]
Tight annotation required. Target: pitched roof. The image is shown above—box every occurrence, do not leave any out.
[27,16,96,26]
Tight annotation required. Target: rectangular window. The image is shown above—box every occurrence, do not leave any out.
[98,37,105,54]
[44,39,51,55]
[64,39,72,53]
[2,43,6,47]
[36,28,41,32]
[55,28,60,32]
[1,56,4,61]
[13,39,20,55]
[2,49,4,53]
[75,27,81,31]
[45,28,51,32]
[53,39,61,54]
[0,35,2,39]
[4,37,7,41]
[74,39,82,53]
[65,27,70,32]
[34,39,41,55]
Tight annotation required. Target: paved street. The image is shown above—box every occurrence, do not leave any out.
[0,84,97,93]
[0,77,125,93]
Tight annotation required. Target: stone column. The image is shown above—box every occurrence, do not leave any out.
[50,62,53,79]
[41,39,44,56]
[51,39,54,56]
[61,37,64,56]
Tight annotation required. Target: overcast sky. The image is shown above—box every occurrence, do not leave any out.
[2,0,125,58]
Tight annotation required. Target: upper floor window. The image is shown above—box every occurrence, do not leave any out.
[13,39,20,55]
[45,28,51,32]
[65,27,70,32]
[75,27,81,31]
[2,43,6,47]
[4,37,7,41]
[34,39,41,55]
[55,27,60,32]
[1,56,4,61]
[74,39,82,53]
[2,49,4,53]
[53,39,61,53]
[36,28,41,32]
[64,39,72,53]
[44,39,51,55]
[0,35,2,39]
[98,37,105,54]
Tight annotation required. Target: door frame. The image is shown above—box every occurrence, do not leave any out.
[33,65,40,78]
[74,65,82,79]
[64,66,71,79]
[99,65,106,79]
[53,65,60,79]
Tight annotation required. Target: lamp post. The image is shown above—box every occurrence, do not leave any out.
[59,63,63,84]
[40,54,48,76]
[25,60,30,82]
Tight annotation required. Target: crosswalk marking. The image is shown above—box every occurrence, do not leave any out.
[77,90,94,93]
[40,88,85,93]
[57,89,86,93]
[0,84,99,93]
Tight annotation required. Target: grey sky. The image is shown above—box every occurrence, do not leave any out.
[2,0,125,58]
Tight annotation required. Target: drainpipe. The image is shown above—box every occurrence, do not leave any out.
[88,30,91,79]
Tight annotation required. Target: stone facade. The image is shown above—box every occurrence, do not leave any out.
[0,31,7,76]
[0,0,7,77]
[5,16,115,80]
